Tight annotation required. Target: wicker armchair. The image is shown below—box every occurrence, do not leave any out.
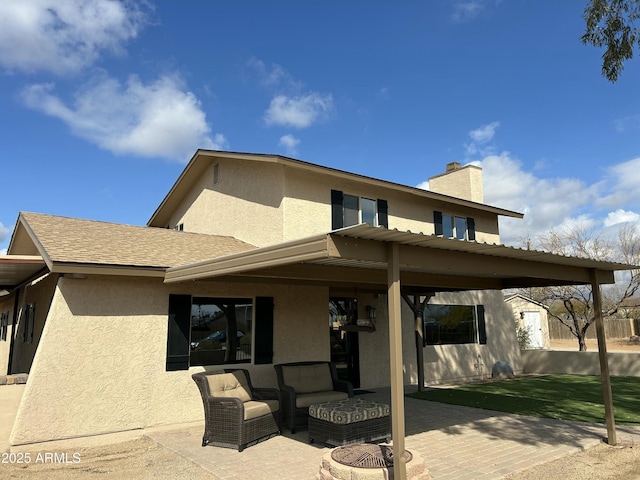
[274,361,354,433]
[192,369,281,451]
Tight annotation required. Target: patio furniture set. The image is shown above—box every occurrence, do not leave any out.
[192,361,390,452]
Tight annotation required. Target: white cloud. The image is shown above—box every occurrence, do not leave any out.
[246,57,300,90]
[0,0,148,75]
[615,114,640,132]
[597,157,640,208]
[0,222,10,244]
[479,153,598,245]
[0,249,6,256]
[21,73,226,162]
[452,1,484,22]
[465,121,500,155]
[278,134,300,156]
[264,93,334,129]
[603,209,640,227]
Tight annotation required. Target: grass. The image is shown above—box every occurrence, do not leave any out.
[408,374,640,425]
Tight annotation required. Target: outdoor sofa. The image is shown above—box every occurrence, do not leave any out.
[191,369,281,451]
[274,361,354,433]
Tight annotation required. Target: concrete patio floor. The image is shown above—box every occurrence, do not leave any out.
[146,387,640,480]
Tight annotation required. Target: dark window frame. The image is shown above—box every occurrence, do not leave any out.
[423,303,486,346]
[434,211,476,241]
[331,189,389,229]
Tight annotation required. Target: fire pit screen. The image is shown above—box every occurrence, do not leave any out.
[330,444,413,469]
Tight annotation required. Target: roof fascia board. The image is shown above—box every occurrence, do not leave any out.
[328,234,616,285]
[51,263,166,278]
[8,215,54,269]
[164,234,330,283]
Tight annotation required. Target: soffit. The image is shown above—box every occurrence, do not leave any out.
[0,255,47,290]
[165,224,636,291]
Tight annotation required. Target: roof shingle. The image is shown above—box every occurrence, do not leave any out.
[20,212,256,269]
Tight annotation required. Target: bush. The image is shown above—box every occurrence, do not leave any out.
[515,319,532,349]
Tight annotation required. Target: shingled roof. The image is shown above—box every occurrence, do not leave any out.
[16,212,256,270]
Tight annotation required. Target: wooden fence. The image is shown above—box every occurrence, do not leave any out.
[548,317,634,340]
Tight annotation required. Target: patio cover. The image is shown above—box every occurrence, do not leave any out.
[0,255,47,292]
[166,224,637,478]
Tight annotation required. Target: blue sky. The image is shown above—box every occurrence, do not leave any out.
[1,0,640,254]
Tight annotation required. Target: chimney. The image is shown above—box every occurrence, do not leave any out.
[428,163,484,203]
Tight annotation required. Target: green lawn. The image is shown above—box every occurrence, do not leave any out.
[408,374,640,425]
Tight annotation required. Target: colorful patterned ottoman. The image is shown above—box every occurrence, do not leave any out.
[308,398,391,447]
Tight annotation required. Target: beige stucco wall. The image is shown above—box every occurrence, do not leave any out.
[167,159,501,246]
[10,275,330,445]
[522,350,640,376]
[282,167,500,244]
[9,274,58,374]
[169,159,286,247]
[428,165,484,203]
[0,294,15,375]
[360,290,522,387]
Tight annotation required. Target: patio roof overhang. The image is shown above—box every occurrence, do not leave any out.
[164,224,630,289]
[165,224,636,477]
[0,255,48,292]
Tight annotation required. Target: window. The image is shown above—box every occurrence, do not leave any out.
[213,163,219,185]
[166,295,274,371]
[174,223,184,231]
[434,211,475,241]
[423,304,486,345]
[331,190,388,229]
[190,297,253,366]
[22,303,35,343]
[0,311,9,341]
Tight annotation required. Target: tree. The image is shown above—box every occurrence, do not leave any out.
[582,0,640,82]
[520,223,640,351]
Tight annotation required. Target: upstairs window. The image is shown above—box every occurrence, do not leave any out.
[331,190,388,230]
[434,211,475,241]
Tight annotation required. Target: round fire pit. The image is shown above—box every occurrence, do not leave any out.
[317,444,431,480]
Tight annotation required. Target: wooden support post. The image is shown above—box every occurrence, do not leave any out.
[388,242,406,479]
[591,269,617,445]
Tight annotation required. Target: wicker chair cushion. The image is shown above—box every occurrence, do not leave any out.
[206,371,252,402]
[308,398,390,425]
[243,399,280,421]
[281,364,334,394]
[295,390,349,408]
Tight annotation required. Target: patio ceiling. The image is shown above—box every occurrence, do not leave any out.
[164,224,633,290]
[0,255,47,291]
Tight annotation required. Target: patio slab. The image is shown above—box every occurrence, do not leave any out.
[146,387,640,480]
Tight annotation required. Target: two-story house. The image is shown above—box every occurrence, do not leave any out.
[0,150,627,447]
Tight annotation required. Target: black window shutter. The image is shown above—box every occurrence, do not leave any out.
[254,296,274,364]
[166,294,192,371]
[377,199,388,228]
[434,211,443,236]
[331,189,344,230]
[477,305,487,345]
[467,217,476,241]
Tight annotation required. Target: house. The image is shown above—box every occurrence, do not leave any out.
[0,150,630,447]
[504,293,551,349]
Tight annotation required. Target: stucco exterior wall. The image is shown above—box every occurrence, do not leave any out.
[522,350,640,376]
[0,294,15,375]
[10,275,330,445]
[428,165,484,203]
[170,159,286,247]
[9,274,58,374]
[282,167,501,243]
[360,290,522,387]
